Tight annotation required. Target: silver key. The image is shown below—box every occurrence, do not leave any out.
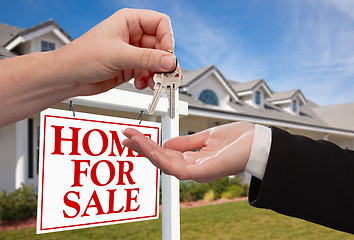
[164,70,182,119]
[148,73,164,115]
[148,51,182,118]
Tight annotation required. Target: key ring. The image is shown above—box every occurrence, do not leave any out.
[165,50,178,73]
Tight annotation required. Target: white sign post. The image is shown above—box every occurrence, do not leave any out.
[161,93,181,240]
[37,108,161,234]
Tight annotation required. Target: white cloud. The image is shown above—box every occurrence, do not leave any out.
[266,0,354,105]
[324,0,354,19]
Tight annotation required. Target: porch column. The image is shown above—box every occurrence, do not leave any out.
[15,119,28,189]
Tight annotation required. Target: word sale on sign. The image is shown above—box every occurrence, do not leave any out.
[37,109,160,234]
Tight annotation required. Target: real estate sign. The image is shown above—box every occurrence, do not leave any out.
[37,108,160,234]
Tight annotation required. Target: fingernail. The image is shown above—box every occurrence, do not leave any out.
[160,54,174,71]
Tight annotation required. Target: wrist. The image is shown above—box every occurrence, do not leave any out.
[51,45,82,97]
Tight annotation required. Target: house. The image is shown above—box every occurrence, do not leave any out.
[0,20,353,192]
[0,20,72,191]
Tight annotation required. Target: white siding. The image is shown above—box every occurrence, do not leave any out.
[0,124,16,191]
[31,31,65,53]
[240,95,253,106]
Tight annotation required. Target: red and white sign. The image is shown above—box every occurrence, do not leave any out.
[37,109,160,234]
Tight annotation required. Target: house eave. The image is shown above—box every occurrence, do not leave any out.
[188,105,354,137]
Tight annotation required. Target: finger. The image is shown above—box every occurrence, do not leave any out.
[134,70,150,89]
[122,128,191,180]
[163,130,210,152]
[122,128,161,159]
[140,34,159,49]
[119,44,177,72]
[116,9,175,71]
[80,77,120,96]
[125,9,174,51]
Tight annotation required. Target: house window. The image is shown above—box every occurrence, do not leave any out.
[292,99,297,112]
[41,41,55,52]
[255,91,261,105]
[199,89,219,106]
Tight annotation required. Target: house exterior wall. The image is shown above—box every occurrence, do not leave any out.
[278,102,291,114]
[17,41,31,55]
[0,124,16,191]
[31,31,66,53]
[240,94,253,106]
[328,135,353,150]
[1,102,354,191]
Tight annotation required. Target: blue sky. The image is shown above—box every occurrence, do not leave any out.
[1,0,354,106]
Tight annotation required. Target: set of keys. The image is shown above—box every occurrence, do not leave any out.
[147,54,182,119]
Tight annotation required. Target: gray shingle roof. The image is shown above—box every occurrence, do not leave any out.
[0,46,18,60]
[181,65,214,87]
[0,23,23,46]
[268,89,300,102]
[312,103,354,131]
[228,79,263,92]
[188,94,328,128]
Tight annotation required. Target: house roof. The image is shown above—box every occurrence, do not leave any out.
[4,19,73,50]
[229,78,262,92]
[228,78,272,97]
[0,46,18,59]
[0,23,23,46]
[1,19,73,59]
[312,102,354,131]
[0,23,23,59]
[181,65,215,87]
[116,81,332,130]
[18,19,71,40]
[269,89,299,101]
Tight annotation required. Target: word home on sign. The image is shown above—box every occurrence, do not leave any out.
[37,109,160,234]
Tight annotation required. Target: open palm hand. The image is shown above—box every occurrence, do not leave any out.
[122,122,255,183]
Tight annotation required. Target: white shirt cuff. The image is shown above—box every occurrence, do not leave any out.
[244,124,272,180]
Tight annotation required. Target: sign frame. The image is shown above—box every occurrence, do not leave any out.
[37,108,161,234]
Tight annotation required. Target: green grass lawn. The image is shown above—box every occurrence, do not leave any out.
[0,200,352,240]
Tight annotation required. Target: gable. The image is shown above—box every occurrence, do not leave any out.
[185,67,239,110]
[5,20,71,52]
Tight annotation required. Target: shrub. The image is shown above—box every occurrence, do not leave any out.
[180,176,248,202]
[221,191,234,200]
[0,184,37,221]
[227,185,245,198]
[203,190,215,202]
[180,181,209,202]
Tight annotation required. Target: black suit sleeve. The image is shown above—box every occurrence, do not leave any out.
[248,127,354,234]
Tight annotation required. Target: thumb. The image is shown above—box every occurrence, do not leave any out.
[119,44,176,72]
